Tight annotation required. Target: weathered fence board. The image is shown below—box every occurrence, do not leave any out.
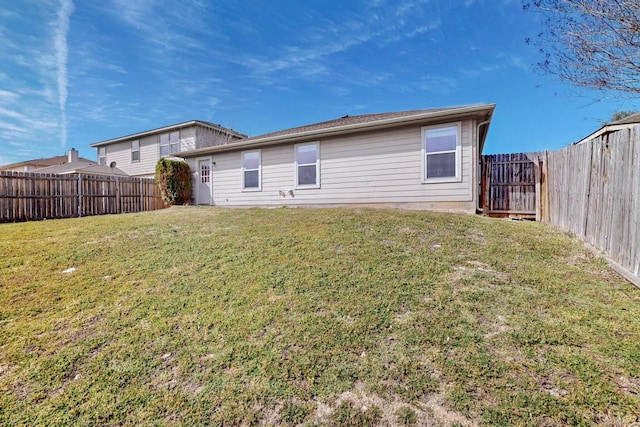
[0,172,165,222]
[544,125,640,284]
[481,153,537,218]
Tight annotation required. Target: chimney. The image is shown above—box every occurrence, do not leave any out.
[67,148,79,163]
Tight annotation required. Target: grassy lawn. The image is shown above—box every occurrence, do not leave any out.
[1,207,639,426]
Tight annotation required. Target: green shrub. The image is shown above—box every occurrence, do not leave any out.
[155,158,192,205]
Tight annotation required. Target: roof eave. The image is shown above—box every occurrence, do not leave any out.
[575,123,637,145]
[182,104,495,157]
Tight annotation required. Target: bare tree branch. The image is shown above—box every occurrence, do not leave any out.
[524,0,640,93]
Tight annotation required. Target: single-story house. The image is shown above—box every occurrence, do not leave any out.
[90,120,247,178]
[0,149,93,173]
[179,104,495,213]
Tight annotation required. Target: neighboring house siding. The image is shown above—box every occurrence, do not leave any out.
[180,127,197,152]
[195,126,239,149]
[190,120,479,211]
[96,124,245,177]
[100,135,158,177]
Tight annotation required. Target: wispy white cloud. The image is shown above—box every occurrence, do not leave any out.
[105,0,212,54]
[0,107,28,121]
[0,90,19,100]
[0,120,28,134]
[55,0,74,148]
[231,1,441,83]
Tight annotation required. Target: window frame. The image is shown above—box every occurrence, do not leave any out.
[294,142,320,189]
[131,140,140,163]
[169,131,180,154]
[98,146,106,166]
[159,130,180,157]
[421,122,462,183]
[241,149,262,192]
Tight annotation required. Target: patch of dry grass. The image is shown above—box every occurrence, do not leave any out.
[1,207,639,425]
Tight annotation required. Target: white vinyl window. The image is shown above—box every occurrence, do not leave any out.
[160,131,180,156]
[131,140,140,162]
[201,162,210,183]
[295,142,319,188]
[98,147,106,166]
[422,123,461,182]
[242,150,261,191]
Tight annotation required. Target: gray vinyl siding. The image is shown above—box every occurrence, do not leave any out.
[193,119,479,212]
[180,127,197,152]
[97,135,159,177]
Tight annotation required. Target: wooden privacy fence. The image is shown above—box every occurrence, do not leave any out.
[541,125,640,284]
[0,172,165,222]
[481,153,538,219]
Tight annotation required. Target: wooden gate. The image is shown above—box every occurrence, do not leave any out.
[481,153,538,219]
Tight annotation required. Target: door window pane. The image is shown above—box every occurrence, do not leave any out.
[201,164,210,183]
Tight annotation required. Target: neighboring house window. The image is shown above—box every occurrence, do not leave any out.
[295,142,320,188]
[242,150,261,191]
[98,147,106,166]
[131,140,140,162]
[422,123,461,181]
[160,131,180,156]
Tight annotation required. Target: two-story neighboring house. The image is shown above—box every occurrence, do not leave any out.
[90,120,247,177]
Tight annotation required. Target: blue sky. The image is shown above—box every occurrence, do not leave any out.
[1,0,638,166]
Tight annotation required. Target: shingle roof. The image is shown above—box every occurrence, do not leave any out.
[0,155,93,171]
[248,108,451,141]
[179,104,495,156]
[33,162,129,176]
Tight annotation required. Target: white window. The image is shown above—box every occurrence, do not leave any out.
[201,163,210,183]
[160,131,180,156]
[295,142,319,188]
[242,150,261,191]
[98,147,106,166]
[422,123,461,182]
[131,140,140,162]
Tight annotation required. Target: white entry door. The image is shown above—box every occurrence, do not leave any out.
[197,159,212,205]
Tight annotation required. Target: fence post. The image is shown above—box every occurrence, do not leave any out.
[541,150,550,223]
[481,155,490,215]
[140,178,144,212]
[117,176,122,214]
[535,155,541,222]
[77,174,83,217]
